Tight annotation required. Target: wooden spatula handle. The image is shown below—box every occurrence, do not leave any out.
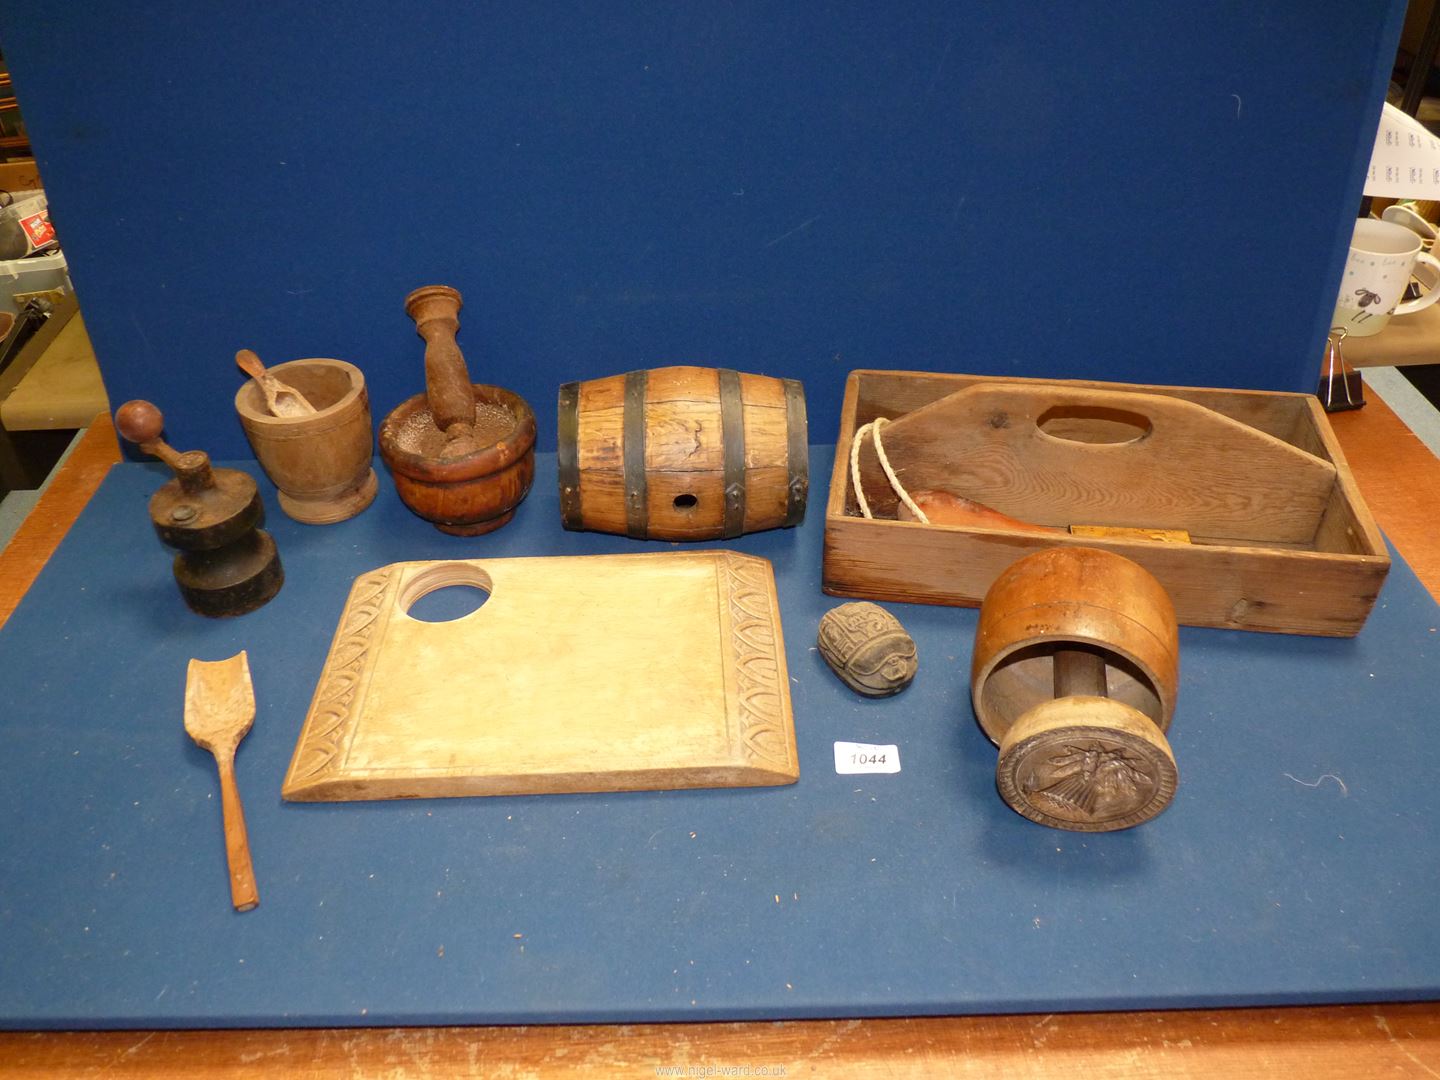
[214,749,259,912]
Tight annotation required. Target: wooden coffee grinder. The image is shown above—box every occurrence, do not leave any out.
[971,546,1180,832]
[115,400,284,617]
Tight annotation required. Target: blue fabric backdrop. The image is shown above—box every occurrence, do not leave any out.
[0,2,1409,458]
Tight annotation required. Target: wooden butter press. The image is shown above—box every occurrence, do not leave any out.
[822,371,1390,636]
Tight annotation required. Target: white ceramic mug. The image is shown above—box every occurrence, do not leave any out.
[1333,218,1440,336]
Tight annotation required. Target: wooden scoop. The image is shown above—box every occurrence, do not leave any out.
[184,651,260,912]
[236,348,317,418]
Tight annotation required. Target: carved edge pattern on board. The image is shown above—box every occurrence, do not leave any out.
[287,567,396,784]
[721,553,795,771]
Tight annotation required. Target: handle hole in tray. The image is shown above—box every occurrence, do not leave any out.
[1037,405,1152,446]
[400,563,494,622]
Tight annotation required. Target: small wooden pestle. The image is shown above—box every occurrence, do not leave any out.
[405,285,478,456]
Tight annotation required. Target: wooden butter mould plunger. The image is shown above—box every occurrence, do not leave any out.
[971,547,1180,831]
[115,400,284,617]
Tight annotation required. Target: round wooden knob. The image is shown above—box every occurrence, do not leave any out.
[116,399,165,445]
[996,696,1178,832]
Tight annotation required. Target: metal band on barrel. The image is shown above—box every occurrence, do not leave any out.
[557,381,582,530]
[783,377,808,527]
[623,369,649,539]
[718,368,746,539]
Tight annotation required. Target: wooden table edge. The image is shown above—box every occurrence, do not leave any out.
[0,412,119,627]
[2,402,1438,1077]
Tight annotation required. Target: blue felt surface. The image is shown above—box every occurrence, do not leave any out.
[0,4,1408,459]
[1,448,1438,1028]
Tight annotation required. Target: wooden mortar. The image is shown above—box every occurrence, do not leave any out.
[234,357,377,524]
[971,546,1180,832]
[378,285,536,536]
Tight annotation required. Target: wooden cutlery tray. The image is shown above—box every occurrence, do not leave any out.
[822,370,1390,636]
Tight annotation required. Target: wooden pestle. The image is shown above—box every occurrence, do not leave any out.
[404,285,478,455]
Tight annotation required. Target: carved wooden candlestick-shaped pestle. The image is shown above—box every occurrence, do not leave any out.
[378,285,536,536]
[115,399,284,617]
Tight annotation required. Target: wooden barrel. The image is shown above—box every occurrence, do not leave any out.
[557,366,808,540]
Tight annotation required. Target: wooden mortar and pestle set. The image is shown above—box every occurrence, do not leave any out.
[229,284,534,533]
[378,285,535,535]
[233,349,378,525]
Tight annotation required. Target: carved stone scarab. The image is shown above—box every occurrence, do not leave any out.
[817,601,917,697]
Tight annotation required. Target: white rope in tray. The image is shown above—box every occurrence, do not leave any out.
[848,417,929,524]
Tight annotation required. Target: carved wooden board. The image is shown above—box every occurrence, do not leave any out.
[281,551,798,800]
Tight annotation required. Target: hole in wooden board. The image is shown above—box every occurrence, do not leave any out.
[673,493,699,511]
[400,563,494,622]
[1037,405,1152,445]
[407,585,490,622]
